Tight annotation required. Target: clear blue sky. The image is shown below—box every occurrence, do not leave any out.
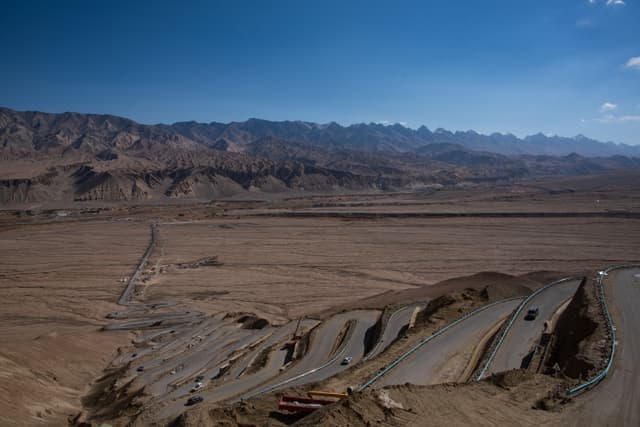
[1,0,639,144]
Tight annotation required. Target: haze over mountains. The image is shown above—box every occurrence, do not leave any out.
[1,107,639,205]
[165,117,640,158]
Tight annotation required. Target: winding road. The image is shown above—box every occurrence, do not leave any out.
[107,222,639,426]
[371,298,522,388]
[283,310,379,388]
[238,310,379,400]
[482,278,582,376]
[564,267,640,427]
[365,304,423,360]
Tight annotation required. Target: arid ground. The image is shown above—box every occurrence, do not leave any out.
[1,173,639,426]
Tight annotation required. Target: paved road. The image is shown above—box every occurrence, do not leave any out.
[282,310,380,388]
[228,319,319,379]
[365,304,423,360]
[154,320,319,419]
[158,327,274,399]
[375,299,522,388]
[163,319,318,402]
[104,312,205,331]
[238,310,380,399]
[118,222,156,305]
[484,278,582,376]
[565,267,640,427]
[155,312,377,419]
[143,323,257,395]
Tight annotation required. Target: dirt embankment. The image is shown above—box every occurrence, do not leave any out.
[161,275,537,427]
[362,305,395,356]
[313,280,535,400]
[415,278,530,328]
[295,373,568,427]
[544,277,609,380]
[324,271,539,316]
[237,315,270,330]
[78,364,144,426]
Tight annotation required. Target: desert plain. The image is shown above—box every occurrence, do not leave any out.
[1,172,639,426]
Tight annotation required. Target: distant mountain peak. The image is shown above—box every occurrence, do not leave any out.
[1,106,638,158]
[1,106,639,205]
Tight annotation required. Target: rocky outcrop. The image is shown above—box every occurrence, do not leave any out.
[544,278,608,380]
[2,107,639,205]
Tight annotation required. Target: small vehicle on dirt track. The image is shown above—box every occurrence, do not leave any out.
[190,382,203,392]
[341,356,353,365]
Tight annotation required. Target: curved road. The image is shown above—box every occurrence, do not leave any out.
[365,304,423,360]
[375,298,522,388]
[283,310,379,388]
[564,267,640,427]
[483,278,582,376]
[155,311,378,419]
[153,319,319,419]
[239,310,379,399]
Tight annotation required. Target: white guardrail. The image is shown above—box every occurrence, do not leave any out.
[565,265,639,396]
[474,276,580,381]
[239,266,637,401]
[357,296,524,392]
[237,319,358,402]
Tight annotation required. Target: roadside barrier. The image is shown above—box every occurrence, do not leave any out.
[474,276,580,381]
[364,304,422,361]
[565,265,639,396]
[237,317,359,401]
[357,296,524,392]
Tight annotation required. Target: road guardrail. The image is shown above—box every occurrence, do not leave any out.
[474,276,580,381]
[237,317,360,402]
[357,296,524,392]
[565,265,639,396]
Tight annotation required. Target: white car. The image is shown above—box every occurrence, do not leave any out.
[190,382,203,392]
[341,356,353,365]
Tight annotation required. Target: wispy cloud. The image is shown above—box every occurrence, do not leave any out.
[596,114,640,123]
[590,0,626,5]
[588,102,640,124]
[600,102,618,113]
[625,56,640,70]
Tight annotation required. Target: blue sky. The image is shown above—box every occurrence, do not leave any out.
[1,0,639,144]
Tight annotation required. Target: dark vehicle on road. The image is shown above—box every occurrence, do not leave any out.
[195,375,205,382]
[341,356,353,365]
[136,366,144,372]
[186,396,203,406]
[524,306,539,321]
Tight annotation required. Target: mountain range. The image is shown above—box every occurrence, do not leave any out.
[1,107,639,205]
[163,118,640,158]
